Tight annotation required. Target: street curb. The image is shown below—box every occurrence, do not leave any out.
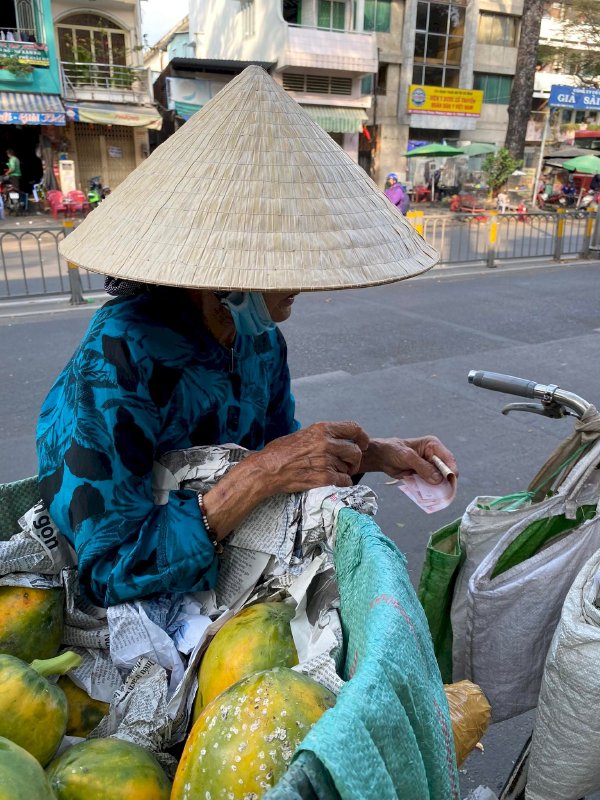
[0,258,597,316]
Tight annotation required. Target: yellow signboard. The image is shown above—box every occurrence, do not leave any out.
[408,85,483,117]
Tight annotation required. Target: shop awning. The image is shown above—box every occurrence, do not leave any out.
[0,92,65,125]
[300,105,368,134]
[65,102,162,130]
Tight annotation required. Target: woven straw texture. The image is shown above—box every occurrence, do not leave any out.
[59,65,439,291]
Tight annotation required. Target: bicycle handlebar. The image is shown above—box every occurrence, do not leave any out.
[468,371,538,399]
[468,370,591,418]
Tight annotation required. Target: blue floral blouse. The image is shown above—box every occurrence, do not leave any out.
[36,289,298,607]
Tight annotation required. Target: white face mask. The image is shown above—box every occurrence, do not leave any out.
[219,292,274,337]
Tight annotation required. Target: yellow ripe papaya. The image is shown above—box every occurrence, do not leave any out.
[57,676,110,738]
[46,738,171,800]
[194,602,298,718]
[0,651,81,766]
[0,736,55,800]
[174,668,335,800]
[0,585,64,663]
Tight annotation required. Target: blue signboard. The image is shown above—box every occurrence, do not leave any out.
[549,84,600,110]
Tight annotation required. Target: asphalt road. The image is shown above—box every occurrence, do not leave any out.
[2,260,600,795]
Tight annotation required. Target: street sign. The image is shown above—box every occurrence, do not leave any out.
[548,84,600,110]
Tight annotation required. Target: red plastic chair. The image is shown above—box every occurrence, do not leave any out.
[46,190,66,220]
[67,190,90,216]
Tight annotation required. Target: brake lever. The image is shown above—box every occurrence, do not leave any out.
[501,401,568,418]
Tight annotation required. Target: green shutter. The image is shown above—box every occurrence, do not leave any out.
[332,1,345,29]
[376,0,391,31]
[364,0,376,31]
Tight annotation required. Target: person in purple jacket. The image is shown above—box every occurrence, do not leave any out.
[384,173,410,215]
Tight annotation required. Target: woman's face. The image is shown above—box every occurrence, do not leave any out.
[263,292,299,323]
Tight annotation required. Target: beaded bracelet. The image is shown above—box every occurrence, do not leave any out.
[197,493,223,553]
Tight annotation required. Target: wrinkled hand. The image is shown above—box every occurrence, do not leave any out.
[373,435,458,485]
[254,421,369,493]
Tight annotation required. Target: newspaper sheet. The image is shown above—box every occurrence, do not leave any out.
[0,445,379,758]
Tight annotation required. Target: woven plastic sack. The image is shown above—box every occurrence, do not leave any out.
[0,475,39,540]
[525,549,600,800]
[464,437,600,722]
[267,508,460,800]
[450,493,535,681]
[418,519,463,683]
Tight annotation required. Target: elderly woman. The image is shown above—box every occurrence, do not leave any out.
[38,68,456,608]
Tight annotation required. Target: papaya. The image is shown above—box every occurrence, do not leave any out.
[195,601,298,717]
[0,736,55,800]
[58,676,110,737]
[173,667,336,800]
[46,738,172,800]
[0,650,81,765]
[0,585,64,662]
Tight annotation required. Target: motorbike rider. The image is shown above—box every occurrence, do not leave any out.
[384,173,410,215]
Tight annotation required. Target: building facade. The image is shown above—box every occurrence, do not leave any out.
[366,0,523,183]
[51,0,160,191]
[0,0,65,194]
[188,0,377,164]
[531,1,600,148]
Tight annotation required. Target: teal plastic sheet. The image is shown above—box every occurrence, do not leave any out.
[268,509,460,800]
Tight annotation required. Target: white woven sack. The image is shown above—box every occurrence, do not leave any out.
[464,438,600,722]
[525,549,600,800]
[451,494,534,681]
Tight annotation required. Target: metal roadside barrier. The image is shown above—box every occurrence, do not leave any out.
[416,207,598,268]
[0,224,105,301]
[0,207,598,302]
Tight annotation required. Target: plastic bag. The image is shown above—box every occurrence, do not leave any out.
[444,680,491,767]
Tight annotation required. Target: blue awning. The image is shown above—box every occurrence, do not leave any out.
[0,92,65,126]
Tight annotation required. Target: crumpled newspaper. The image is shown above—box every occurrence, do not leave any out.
[0,445,377,764]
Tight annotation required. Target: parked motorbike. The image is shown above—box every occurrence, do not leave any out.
[578,189,600,210]
[87,177,110,208]
[0,176,24,215]
[536,191,576,211]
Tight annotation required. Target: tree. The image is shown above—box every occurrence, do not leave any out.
[505,0,546,160]
[482,148,523,195]
[538,0,600,87]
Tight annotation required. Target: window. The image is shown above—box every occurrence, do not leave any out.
[361,74,373,94]
[282,72,353,95]
[364,0,391,32]
[0,0,43,43]
[413,1,465,87]
[57,13,128,66]
[473,73,512,104]
[376,63,388,94]
[477,13,518,46]
[317,0,346,30]
[282,0,301,24]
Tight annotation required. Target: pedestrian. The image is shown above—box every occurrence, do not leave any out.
[384,172,410,215]
[496,191,508,214]
[38,67,457,608]
[5,149,21,192]
[590,173,600,193]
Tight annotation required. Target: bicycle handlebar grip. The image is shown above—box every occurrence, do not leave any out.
[468,370,538,399]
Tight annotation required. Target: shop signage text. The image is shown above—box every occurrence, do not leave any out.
[0,110,65,125]
[0,41,50,67]
[408,85,483,117]
[548,84,600,110]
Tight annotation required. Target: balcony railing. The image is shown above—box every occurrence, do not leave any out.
[60,61,153,104]
[0,27,37,43]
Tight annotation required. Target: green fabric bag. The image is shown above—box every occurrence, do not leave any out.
[417,519,463,682]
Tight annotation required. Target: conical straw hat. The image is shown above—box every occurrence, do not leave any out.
[60,65,438,291]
